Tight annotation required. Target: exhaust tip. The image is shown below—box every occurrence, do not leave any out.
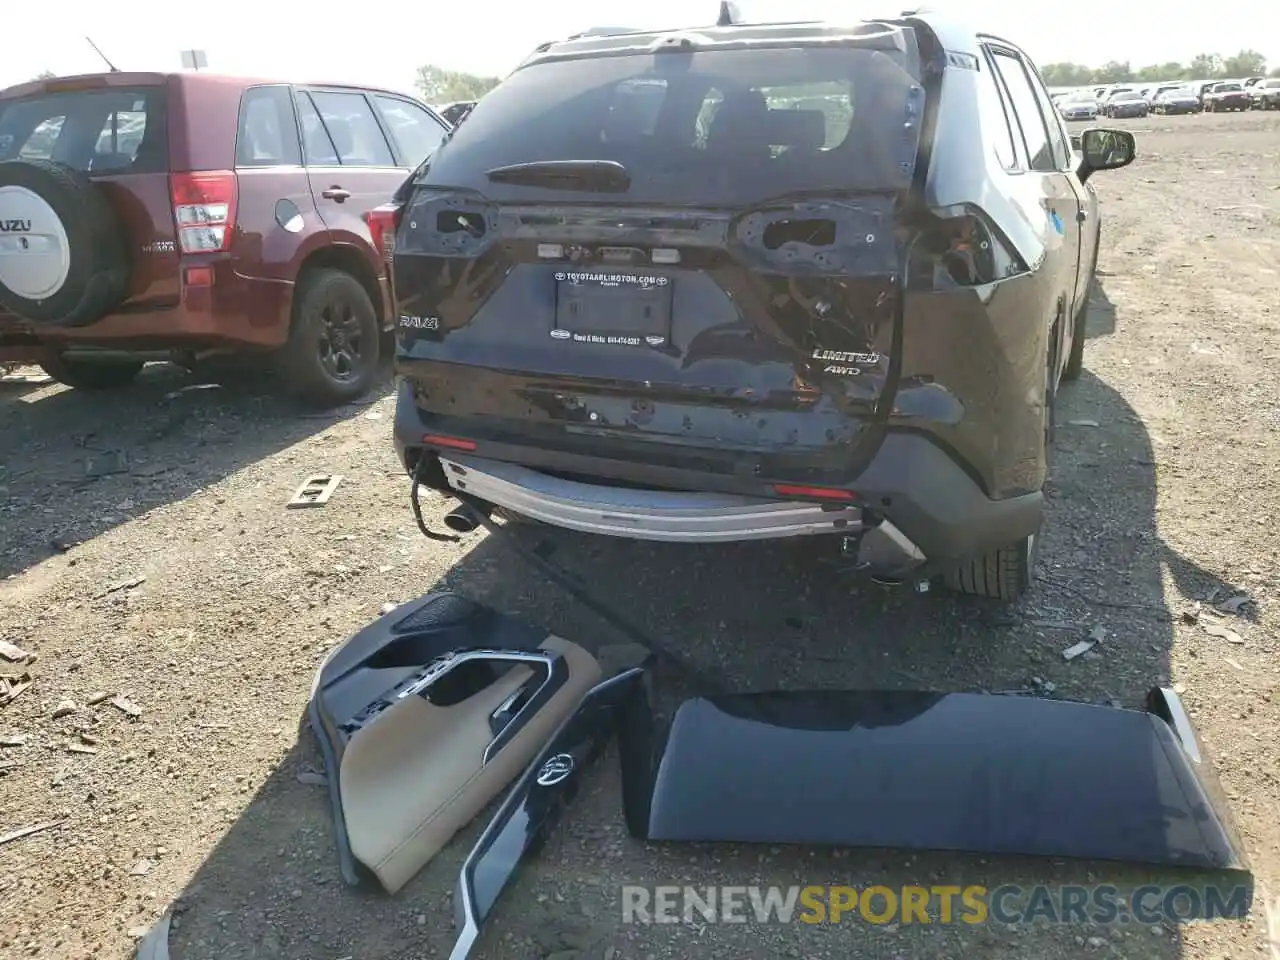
[443,507,479,534]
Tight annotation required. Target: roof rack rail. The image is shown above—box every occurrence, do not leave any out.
[566,26,642,40]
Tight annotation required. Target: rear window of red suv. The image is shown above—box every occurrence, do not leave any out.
[0,86,168,174]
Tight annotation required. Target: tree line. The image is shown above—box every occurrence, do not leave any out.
[1039,50,1277,87]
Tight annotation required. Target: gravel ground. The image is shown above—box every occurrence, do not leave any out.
[1,109,1278,960]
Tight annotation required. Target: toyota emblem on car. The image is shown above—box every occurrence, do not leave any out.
[535,753,575,786]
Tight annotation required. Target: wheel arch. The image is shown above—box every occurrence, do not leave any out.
[294,244,384,330]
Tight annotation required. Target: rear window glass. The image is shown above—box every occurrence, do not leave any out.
[0,87,167,174]
[421,40,922,205]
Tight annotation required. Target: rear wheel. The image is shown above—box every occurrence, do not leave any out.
[942,533,1040,602]
[39,352,142,390]
[280,268,380,408]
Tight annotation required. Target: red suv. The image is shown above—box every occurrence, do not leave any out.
[0,72,449,405]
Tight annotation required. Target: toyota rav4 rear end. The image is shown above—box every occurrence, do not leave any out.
[390,16,1052,599]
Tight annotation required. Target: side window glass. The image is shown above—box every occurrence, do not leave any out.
[975,56,1018,169]
[989,49,1055,172]
[18,116,65,160]
[296,93,339,166]
[372,95,448,168]
[92,108,147,170]
[1022,62,1072,169]
[309,91,395,167]
[237,86,301,167]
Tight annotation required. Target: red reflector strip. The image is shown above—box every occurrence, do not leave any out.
[772,484,856,501]
[423,434,477,451]
[184,266,213,287]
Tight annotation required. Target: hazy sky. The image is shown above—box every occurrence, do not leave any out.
[3,0,1277,99]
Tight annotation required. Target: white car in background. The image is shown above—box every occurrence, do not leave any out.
[1058,93,1099,121]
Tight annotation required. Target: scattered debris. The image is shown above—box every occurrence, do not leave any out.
[1215,594,1254,615]
[0,673,34,707]
[84,450,129,478]
[86,690,112,706]
[130,859,155,876]
[101,575,147,597]
[364,411,382,420]
[164,383,222,400]
[1173,683,1187,694]
[1224,658,1244,671]
[287,474,343,509]
[0,640,32,661]
[0,733,27,747]
[1182,601,1202,624]
[67,743,98,755]
[110,695,143,718]
[296,770,328,787]
[1062,639,1097,662]
[0,371,53,384]
[1062,626,1105,662]
[51,700,77,719]
[1028,619,1080,631]
[1202,623,1244,645]
[0,818,66,848]
[1067,419,1100,427]
[379,601,400,616]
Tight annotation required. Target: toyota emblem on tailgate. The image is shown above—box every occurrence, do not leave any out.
[536,753,575,786]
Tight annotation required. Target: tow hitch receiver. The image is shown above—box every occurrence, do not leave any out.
[617,684,1251,882]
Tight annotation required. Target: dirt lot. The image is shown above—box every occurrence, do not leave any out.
[1,109,1279,960]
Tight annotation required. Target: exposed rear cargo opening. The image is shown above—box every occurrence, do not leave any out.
[394,21,934,488]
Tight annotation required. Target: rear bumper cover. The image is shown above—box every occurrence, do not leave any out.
[618,685,1250,876]
[393,378,1042,560]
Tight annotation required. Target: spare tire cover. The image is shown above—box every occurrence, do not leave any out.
[0,159,130,327]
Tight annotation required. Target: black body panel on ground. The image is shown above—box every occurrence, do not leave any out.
[616,684,1251,879]
[450,667,647,960]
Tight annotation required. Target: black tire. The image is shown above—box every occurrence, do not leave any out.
[279,268,381,407]
[39,353,142,390]
[1062,227,1099,382]
[942,533,1039,602]
[0,160,130,327]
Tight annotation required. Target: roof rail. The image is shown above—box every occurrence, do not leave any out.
[566,26,641,40]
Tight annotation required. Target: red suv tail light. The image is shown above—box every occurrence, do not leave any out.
[170,172,237,254]
[365,203,403,263]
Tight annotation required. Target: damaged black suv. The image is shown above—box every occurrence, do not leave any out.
[385,11,1136,600]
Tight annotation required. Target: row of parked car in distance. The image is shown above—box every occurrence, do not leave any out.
[1051,76,1280,120]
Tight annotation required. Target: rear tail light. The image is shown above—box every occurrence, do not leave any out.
[365,203,403,263]
[914,209,1027,288]
[171,172,237,254]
